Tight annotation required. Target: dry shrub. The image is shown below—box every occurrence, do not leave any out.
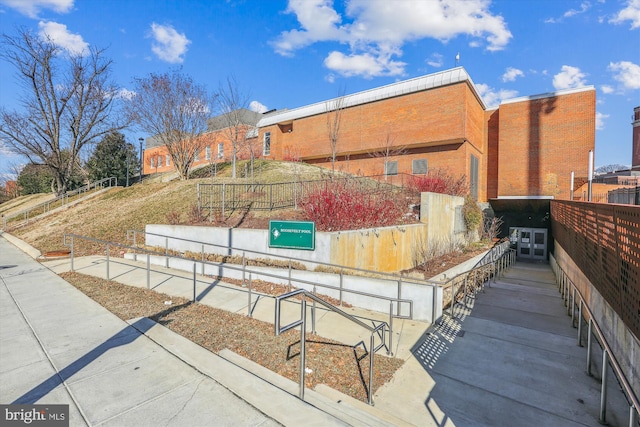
[299,179,404,231]
[406,168,469,197]
[166,210,181,225]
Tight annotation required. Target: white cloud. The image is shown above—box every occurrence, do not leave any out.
[475,83,518,107]
[552,65,587,90]
[502,67,524,82]
[595,111,609,130]
[324,50,405,78]
[600,85,614,94]
[249,100,268,113]
[116,88,136,100]
[426,53,444,68]
[608,61,640,90]
[38,21,88,55]
[545,1,592,23]
[610,0,640,29]
[0,0,73,18]
[272,0,511,78]
[149,23,191,64]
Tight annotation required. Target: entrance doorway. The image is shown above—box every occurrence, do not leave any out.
[509,227,547,261]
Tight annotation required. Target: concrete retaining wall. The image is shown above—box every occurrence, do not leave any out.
[145,223,430,273]
[125,252,442,322]
[553,244,639,398]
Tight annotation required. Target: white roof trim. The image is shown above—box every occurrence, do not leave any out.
[500,86,595,105]
[258,67,480,128]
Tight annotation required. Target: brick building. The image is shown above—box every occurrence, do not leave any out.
[257,67,595,203]
[142,67,595,258]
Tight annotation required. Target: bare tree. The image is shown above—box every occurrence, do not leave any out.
[215,77,256,179]
[127,70,216,180]
[368,131,407,181]
[0,28,126,195]
[595,164,628,174]
[325,90,346,175]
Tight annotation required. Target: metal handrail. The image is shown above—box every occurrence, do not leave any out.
[550,256,639,426]
[126,229,441,288]
[63,233,412,352]
[275,288,388,405]
[2,177,117,230]
[438,245,516,325]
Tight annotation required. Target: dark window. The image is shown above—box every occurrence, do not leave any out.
[385,161,398,176]
[412,159,428,174]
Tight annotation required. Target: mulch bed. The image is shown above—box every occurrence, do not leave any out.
[59,272,404,402]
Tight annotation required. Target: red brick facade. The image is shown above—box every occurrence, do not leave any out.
[143,67,595,202]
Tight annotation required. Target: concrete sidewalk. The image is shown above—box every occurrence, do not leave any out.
[0,235,360,426]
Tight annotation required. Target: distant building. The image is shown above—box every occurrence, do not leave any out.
[633,106,640,172]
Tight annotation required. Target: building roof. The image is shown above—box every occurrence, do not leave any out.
[257,67,482,128]
[207,108,263,131]
[499,86,595,106]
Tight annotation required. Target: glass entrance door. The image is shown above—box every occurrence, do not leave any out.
[512,227,547,260]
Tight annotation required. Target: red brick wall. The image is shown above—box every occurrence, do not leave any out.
[497,89,595,200]
[633,107,640,170]
[486,109,500,199]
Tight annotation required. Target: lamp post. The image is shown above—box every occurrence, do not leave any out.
[139,137,144,183]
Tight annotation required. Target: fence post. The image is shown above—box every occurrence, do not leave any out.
[146,254,150,289]
[70,236,75,272]
[201,244,205,275]
[586,318,593,376]
[600,350,608,424]
[247,273,252,318]
[369,332,375,405]
[299,299,307,401]
[339,269,344,306]
[388,301,394,356]
[222,183,226,217]
[193,262,197,302]
[577,300,583,347]
[311,286,317,334]
[106,244,110,280]
[165,237,169,268]
[288,260,292,292]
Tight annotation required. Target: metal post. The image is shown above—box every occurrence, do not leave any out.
[629,406,637,427]
[201,244,205,275]
[299,299,307,401]
[247,273,252,318]
[571,287,576,324]
[600,350,608,423]
[288,260,292,292]
[311,286,317,334]
[339,270,344,306]
[146,254,150,289]
[588,150,594,202]
[187,262,196,304]
[388,300,394,356]
[70,236,75,272]
[222,183,226,217]
[577,300,583,347]
[587,319,593,376]
[106,244,110,280]
[369,333,375,405]
[165,237,169,268]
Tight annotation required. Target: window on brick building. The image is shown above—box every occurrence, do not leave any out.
[166,154,170,166]
[385,160,398,176]
[470,154,479,200]
[263,132,271,156]
[412,159,428,174]
[157,156,163,167]
[205,146,211,161]
[218,143,224,159]
[194,151,199,161]
[150,157,155,168]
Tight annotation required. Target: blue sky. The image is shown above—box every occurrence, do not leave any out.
[1,0,639,180]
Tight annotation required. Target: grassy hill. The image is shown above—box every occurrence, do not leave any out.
[5,160,343,254]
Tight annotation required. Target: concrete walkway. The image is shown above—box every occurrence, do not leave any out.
[1,234,632,426]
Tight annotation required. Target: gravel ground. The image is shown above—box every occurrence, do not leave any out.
[60,272,404,402]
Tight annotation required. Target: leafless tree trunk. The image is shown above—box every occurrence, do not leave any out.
[0,29,126,195]
[325,91,346,175]
[216,77,253,179]
[369,131,407,181]
[127,71,216,180]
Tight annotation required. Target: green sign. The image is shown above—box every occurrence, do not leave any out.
[269,220,316,250]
